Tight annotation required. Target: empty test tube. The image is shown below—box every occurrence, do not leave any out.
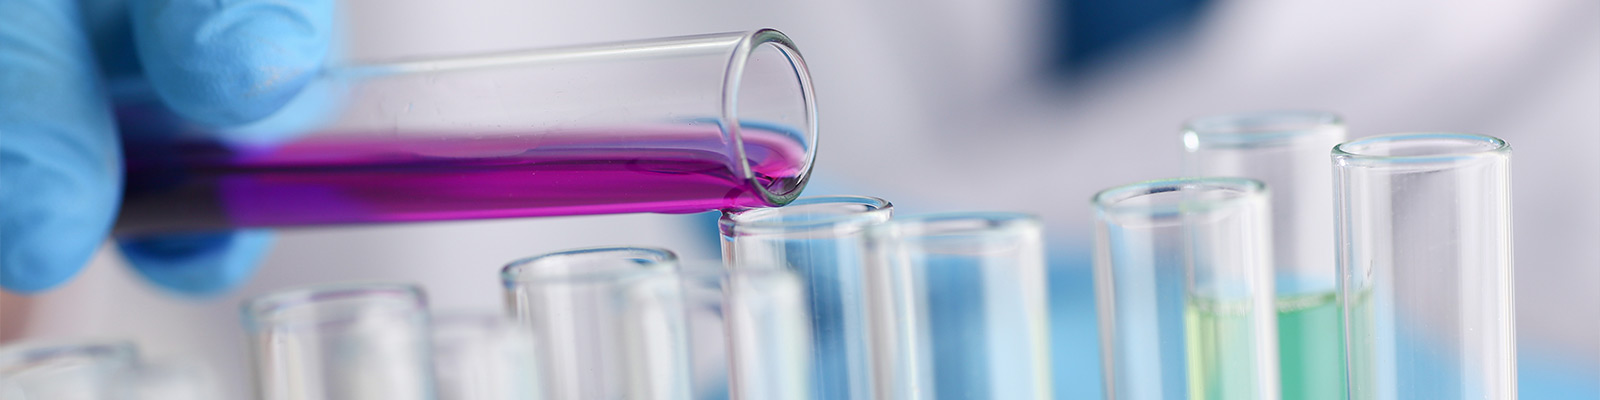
[430,313,542,400]
[1094,178,1280,400]
[0,341,218,400]
[500,246,692,400]
[720,195,893,400]
[864,212,1054,400]
[1182,110,1347,399]
[242,283,435,400]
[1333,133,1516,399]
[0,341,137,399]
[673,265,814,400]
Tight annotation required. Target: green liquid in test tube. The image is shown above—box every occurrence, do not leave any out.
[1183,111,1348,399]
[1094,178,1281,400]
[1181,293,1343,400]
[1184,297,1268,400]
[1273,292,1344,400]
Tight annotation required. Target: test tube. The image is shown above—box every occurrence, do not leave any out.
[500,246,692,400]
[1181,110,1347,399]
[242,282,435,400]
[864,212,1054,400]
[673,265,736,399]
[116,29,817,235]
[719,195,893,400]
[673,265,814,400]
[1093,178,1279,400]
[0,341,219,400]
[0,341,136,399]
[110,359,220,400]
[430,313,542,400]
[1332,133,1515,399]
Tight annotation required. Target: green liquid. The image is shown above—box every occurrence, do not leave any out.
[1184,292,1348,400]
[1185,296,1268,400]
[1276,292,1346,400]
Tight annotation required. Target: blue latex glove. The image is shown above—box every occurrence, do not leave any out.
[0,0,333,294]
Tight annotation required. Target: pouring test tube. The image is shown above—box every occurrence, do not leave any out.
[1333,133,1516,399]
[116,29,816,235]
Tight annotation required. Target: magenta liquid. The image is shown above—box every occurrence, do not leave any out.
[116,118,807,235]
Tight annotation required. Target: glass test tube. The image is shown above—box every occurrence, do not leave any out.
[110,359,220,400]
[1093,178,1280,400]
[0,341,218,400]
[864,212,1054,400]
[674,266,814,400]
[501,246,692,400]
[430,313,542,400]
[672,266,734,400]
[116,29,817,235]
[1182,110,1347,399]
[0,341,136,399]
[243,282,435,400]
[1333,133,1515,399]
[719,195,893,400]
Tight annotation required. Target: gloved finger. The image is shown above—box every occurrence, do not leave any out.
[0,0,122,293]
[117,0,332,288]
[128,0,334,130]
[118,230,272,296]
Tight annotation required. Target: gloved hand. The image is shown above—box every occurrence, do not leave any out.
[0,0,333,294]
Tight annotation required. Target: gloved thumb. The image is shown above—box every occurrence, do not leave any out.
[118,0,334,294]
[128,0,335,130]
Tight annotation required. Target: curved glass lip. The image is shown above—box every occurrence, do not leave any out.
[1183,110,1344,149]
[430,312,530,339]
[727,28,818,207]
[0,340,138,370]
[1093,177,1268,217]
[1333,132,1510,166]
[872,211,1042,239]
[719,195,893,236]
[340,29,817,209]
[500,246,678,286]
[241,282,426,330]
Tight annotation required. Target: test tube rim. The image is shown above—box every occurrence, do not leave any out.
[674,260,800,282]
[719,195,893,236]
[0,340,139,373]
[725,28,819,207]
[1092,177,1268,220]
[1332,132,1510,167]
[429,311,526,331]
[1182,109,1344,149]
[240,282,427,331]
[867,211,1042,241]
[429,311,535,348]
[500,246,678,286]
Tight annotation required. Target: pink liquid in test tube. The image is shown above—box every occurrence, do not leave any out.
[117,112,808,235]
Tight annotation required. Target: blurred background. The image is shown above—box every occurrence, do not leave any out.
[3,0,1597,398]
